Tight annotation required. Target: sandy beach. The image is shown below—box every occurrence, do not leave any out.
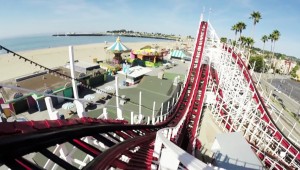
[0,41,176,81]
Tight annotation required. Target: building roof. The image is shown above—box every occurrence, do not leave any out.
[106,37,131,53]
[211,132,263,170]
[64,60,105,75]
[65,61,99,70]
[106,76,179,120]
[0,67,78,102]
[117,66,152,78]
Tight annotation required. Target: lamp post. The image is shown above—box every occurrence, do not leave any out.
[69,46,85,118]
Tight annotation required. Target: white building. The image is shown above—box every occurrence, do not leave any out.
[65,61,101,74]
[117,66,152,85]
[273,59,297,74]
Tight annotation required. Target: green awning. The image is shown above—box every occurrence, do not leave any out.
[170,50,190,60]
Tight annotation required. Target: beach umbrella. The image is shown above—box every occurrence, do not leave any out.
[62,102,76,110]
[84,94,95,101]
[105,86,114,91]
[96,89,105,94]
[104,85,115,94]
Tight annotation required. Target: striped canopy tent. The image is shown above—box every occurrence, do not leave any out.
[106,37,131,64]
[170,50,191,61]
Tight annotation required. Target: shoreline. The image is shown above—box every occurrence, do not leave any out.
[52,33,180,41]
[0,41,179,82]
[0,35,176,57]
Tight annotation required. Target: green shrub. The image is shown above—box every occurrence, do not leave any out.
[249,56,265,72]
[127,58,134,64]
[145,61,154,67]
[291,65,299,78]
[154,62,163,67]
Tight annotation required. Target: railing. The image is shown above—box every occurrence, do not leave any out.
[151,21,212,169]
[153,127,212,170]
[152,64,212,169]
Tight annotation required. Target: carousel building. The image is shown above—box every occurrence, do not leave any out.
[106,37,131,64]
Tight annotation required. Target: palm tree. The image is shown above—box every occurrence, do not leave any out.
[220,37,227,43]
[239,36,247,46]
[245,37,254,48]
[249,11,262,39]
[231,24,239,42]
[272,30,281,58]
[236,22,247,41]
[261,35,268,54]
[268,33,275,56]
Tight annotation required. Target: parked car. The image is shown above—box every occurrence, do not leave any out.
[275,89,282,93]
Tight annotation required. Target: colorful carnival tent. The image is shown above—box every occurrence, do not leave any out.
[132,48,163,64]
[132,49,159,56]
[106,37,131,64]
[170,50,191,61]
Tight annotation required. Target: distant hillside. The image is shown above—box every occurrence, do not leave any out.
[106,29,194,41]
[252,46,300,64]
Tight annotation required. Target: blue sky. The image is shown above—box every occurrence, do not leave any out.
[0,0,300,58]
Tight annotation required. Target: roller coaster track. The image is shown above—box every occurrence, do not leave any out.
[1,17,300,169]
[208,36,300,169]
[0,19,211,170]
[229,48,300,168]
[210,66,292,169]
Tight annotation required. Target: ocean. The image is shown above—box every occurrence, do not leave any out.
[0,34,171,54]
